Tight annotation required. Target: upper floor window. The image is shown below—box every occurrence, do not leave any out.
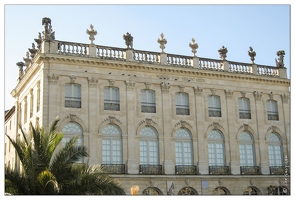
[208,95,221,117]
[239,98,251,119]
[176,93,189,115]
[267,100,279,120]
[268,133,283,166]
[140,126,159,165]
[65,83,81,108]
[62,122,84,162]
[239,132,255,166]
[175,128,193,165]
[102,124,123,164]
[141,89,156,113]
[104,87,120,111]
[208,130,225,166]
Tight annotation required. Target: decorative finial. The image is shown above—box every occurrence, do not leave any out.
[218,46,228,60]
[248,46,256,64]
[28,43,37,58]
[41,17,55,41]
[34,32,42,49]
[189,38,199,57]
[86,24,97,44]
[157,33,167,53]
[23,51,31,67]
[275,50,285,68]
[123,32,133,49]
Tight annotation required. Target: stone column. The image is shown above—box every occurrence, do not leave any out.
[125,79,138,174]
[160,82,174,174]
[225,89,239,174]
[193,86,207,174]
[87,77,98,165]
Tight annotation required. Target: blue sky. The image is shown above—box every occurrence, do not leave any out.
[3,3,291,110]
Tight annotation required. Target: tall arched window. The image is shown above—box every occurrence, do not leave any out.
[176,93,189,115]
[239,97,251,119]
[175,128,193,165]
[208,95,221,117]
[65,83,81,108]
[208,130,225,166]
[239,132,255,166]
[62,122,84,162]
[140,126,159,165]
[267,100,279,120]
[268,133,283,166]
[102,124,122,164]
[141,89,156,113]
[104,87,120,111]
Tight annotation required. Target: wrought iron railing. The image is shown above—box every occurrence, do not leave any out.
[101,164,126,174]
[208,108,221,117]
[104,100,120,111]
[65,100,81,108]
[268,113,279,120]
[141,103,156,113]
[239,110,251,119]
[175,165,198,175]
[176,107,190,115]
[139,164,163,175]
[240,166,261,175]
[209,166,230,175]
[270,166,289,175]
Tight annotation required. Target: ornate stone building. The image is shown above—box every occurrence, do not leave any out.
[5,17,290,195]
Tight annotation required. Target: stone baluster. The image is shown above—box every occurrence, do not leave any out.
[86,24,97,57]
[157,33,167,65]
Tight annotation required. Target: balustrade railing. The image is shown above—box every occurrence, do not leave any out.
[133,50,160,63]
[209,166,230,175]
[101,164,126,174]
[167,54,192,67]
[139,164,163,175]
[240,166,261,175]
[228,61,252,73]
[44,41,286,79]
[257,65,279,76]
[57,41,88,56]
[199,58,223,70]
[175,165,198,175]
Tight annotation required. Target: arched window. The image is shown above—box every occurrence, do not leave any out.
[142,187,163,195]
[239,97,251,119]
[104,87,120,111]
[175,128,193,165]
[141,89,156,113]
[208,95,221,117]
[243,186,261,195]
[62,122,84,162]
[212,187,230,195]
[267,100,279,120]
[239,132,255,166]
[176,93,189,115]
[102,124,122,164]
[208,130,225,166]
[268,133,283,166]
[178,187,198,195]
[65,83,81,108]
[140,126,159,165]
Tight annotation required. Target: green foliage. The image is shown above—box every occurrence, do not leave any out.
[5,118,125,195]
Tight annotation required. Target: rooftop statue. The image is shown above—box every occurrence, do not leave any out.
[218,46,228,60]
[275,50,285,68]
[42,17,55,41]
[248,46,256,64]
[123,32,133,49]
[86,24,97,44]
[157,33,167,53]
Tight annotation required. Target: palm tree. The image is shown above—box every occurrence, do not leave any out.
[5,118,125,195]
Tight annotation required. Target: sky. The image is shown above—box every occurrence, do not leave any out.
[2,2,292,112]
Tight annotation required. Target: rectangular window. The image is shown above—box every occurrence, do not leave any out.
[140,140,158,165]
[141,90,156,113]
[104,87,120,111]
[267,100,279,120]
[176,93,189,115]
[65,83,81,108]
[208,96,221,117]
[239,98,251,119]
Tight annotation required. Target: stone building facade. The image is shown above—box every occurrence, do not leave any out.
[5,17,290,195]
